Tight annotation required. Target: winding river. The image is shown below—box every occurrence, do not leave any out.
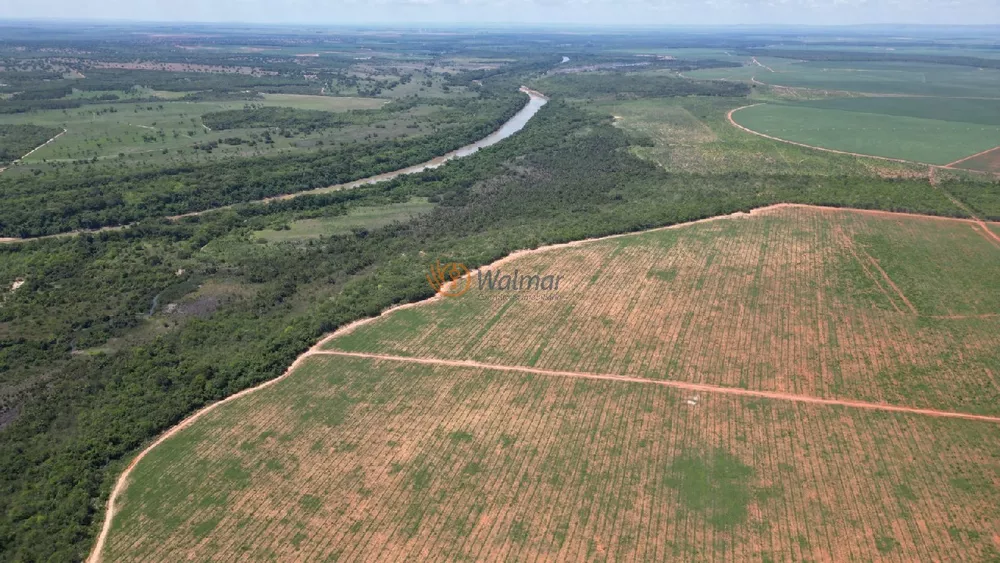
[0,87,549,244]
[240,87,548,205]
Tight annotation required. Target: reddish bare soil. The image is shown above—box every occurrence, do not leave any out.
[326,205,1000,410]
[101,356,1000,561]
[91,205,1000,562]
[314,350,1000,424]
[950,145,1000,173]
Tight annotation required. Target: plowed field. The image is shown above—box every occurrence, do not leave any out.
[101,206,1000,561]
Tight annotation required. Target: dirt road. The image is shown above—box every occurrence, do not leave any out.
[0,128,66,174]
[315,349,1000,424]
[87,202,1000,562]
[726,104,925,165]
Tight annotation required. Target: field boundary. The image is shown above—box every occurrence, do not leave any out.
[85,341,322,563]
[945,144,1000,168]
[750,76,1000,101]
[728,103,1000,175]
[0,128,66,174]
[314,350,1000,423]
[88,202,1000,561]
[928,167,1000,246]
[727,103,934,166]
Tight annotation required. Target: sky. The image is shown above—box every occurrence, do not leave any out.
[2,0,999,26]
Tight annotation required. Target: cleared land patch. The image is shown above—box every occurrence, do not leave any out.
[252,198,436,243]
[327,206,1000,415]
[98,206,1000,561]
[597,97,925,177]
[105,355,1000,561]
[731,101,1000,165]
[258,93,387,111]
[952,145,1000,174]
[0,96,398,172]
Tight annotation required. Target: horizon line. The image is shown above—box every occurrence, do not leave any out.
[2,18,1000,29]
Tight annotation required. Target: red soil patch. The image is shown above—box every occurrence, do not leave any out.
[315,350,1000,424]
[948,145,1000,173]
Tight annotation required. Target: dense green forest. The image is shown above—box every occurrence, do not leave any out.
[0,124,62,166]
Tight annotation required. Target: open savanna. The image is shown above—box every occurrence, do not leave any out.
[592,96,925,177]
[0,95,390,172]
[252,197,437,243]
[730,99,1000,165]
[104,354,1000,562]
[329,206,1000,415]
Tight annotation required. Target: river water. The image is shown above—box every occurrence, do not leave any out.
[322,88,548,186]
[206,87,549,203]
[3,88,550,242]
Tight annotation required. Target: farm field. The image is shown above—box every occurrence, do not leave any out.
[762,44,1000,61]
[99,205,1000,561]
[593,96,923,176]
[10,24,1000,562]
[730,101,1000,165]
[327,206,1000,415]
[104,355,1000,562]
[787,96,1000,126]
[952,146,1000,173]
[686,60,1000,98]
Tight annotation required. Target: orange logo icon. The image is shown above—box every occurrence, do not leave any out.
[427,260,472,298]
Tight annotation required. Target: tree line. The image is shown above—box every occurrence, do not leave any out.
[0,93,527,237]
[0,124,63,166]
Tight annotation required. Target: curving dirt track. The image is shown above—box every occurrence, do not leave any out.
[727,105,1000,246]
[726,104,929,166]
[87,202,1000,562]
[727,103,1000,179]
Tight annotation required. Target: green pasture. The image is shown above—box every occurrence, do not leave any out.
[589,96,918,176]
[253,198,437,243]
[763,44,1000,60]
[0,95,410,171]
[688,60,1000,98]
[788,96,1000,126]
[732,101,1000,165]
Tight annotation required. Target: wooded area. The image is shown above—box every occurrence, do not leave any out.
[0,124,62,166]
